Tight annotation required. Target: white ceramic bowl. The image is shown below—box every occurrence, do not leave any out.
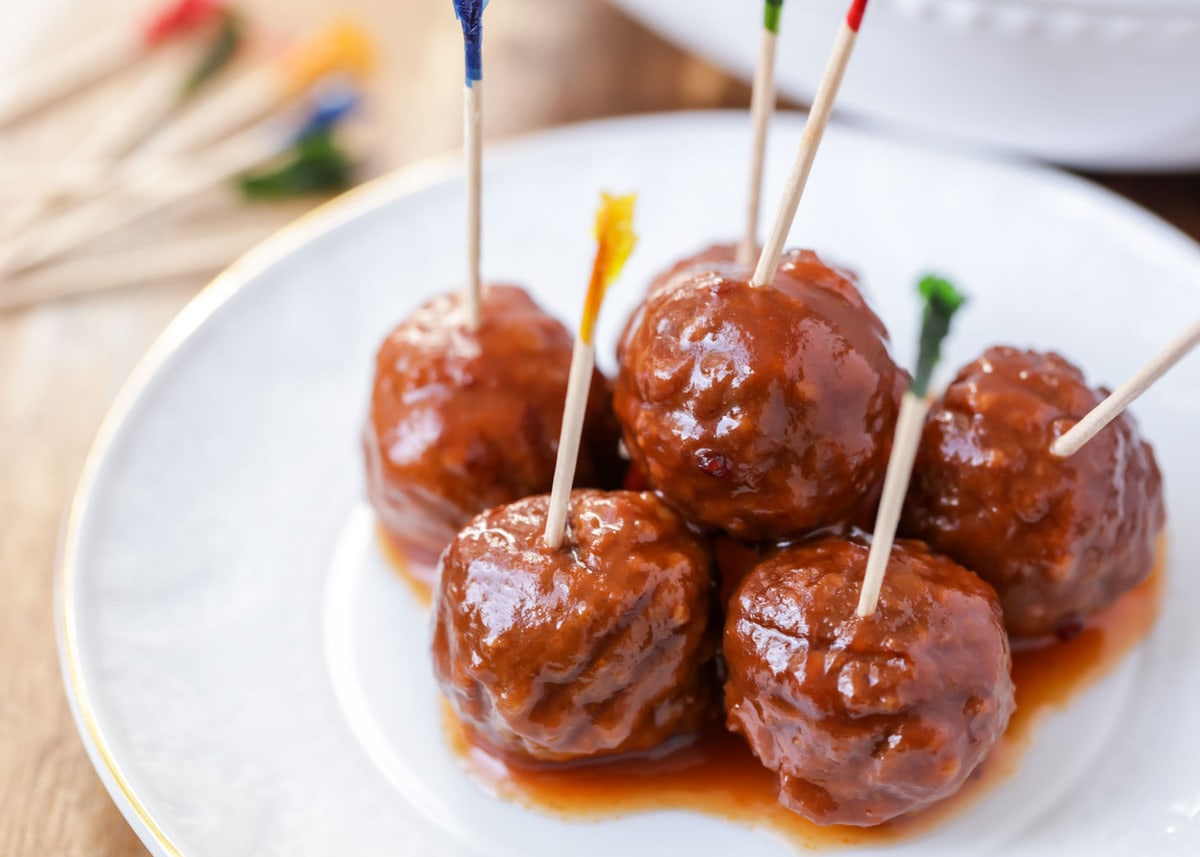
[610,0,1200,171]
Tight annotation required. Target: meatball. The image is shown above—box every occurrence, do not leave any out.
[616,243,741,366]
[364,285,621,565]
[902,346,1165,639]
[724,536,1014,827]
[615,250,906,540]
[433,490,719,764]
[646,242,741,298]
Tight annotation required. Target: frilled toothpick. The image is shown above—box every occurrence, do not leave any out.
[0,0,225,128]
[856,276,966,617]
[453,0,488,327]
[738,0,785,267]
[543,193,638,549]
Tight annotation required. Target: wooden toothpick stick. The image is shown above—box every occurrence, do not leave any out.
[738,0,784,267]
[856,276,966,617]
[454,0,487,327]
[543,193,638,549]
[135,20,372,157]
[3,36,219,239]
[751,0,867,287]
[0,0,223,128]
[0,226,269,312]
[1051,315,1200,458]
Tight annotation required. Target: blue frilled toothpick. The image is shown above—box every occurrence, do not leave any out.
[453,0,488,326]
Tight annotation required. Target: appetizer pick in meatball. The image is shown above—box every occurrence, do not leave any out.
[433,490,719,764]
[724,536,1014,827]
[615,250,906,540]
[902,347,1165,640]
[364,285,621,565]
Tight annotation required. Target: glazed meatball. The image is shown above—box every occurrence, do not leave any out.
[616,243,741,366]
[646,242,741,297]
[902,347,1165,639]
[433,490,718,764]
[615,250,906,540]
[724,536,1014,827]
[364,285,621,565]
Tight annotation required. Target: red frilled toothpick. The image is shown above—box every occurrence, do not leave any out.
[0,0,225,128]
[751,0,869,287]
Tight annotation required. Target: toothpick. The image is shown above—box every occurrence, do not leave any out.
[0,0,223,128]
[751,0,867,287]
[0,103,348,275]
[543,193,638,549]
[0,135,269,275]
[135,20,372,157]
[738,0,783,267]
[0,28,138,129]
[463,81,483,327]
[454,0,487,327]
[3,41,201,238]
[856,276,966,617]
[1051,316,1200,458]
[0,226,269,312]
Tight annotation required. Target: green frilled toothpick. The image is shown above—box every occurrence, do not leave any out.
[739,0,785,266]
[239,83,360,199]
[182,8,243,97]
[856,275,967,617]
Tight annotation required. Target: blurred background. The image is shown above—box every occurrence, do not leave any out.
[0,0,1197,854]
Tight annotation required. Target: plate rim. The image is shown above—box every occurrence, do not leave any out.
[53,109,1200,857]
[53,146,462,857]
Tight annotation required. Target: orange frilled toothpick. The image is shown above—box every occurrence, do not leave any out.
[135,20,373,156]
[543,192,637,549]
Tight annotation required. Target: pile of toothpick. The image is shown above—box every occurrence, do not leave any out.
[0,0,377,312]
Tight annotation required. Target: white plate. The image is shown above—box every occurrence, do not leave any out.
[59,112,1200,856]
[608,0,1200,170]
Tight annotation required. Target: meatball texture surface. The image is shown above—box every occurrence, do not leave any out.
[365,285,620,564]
[615,250,905,540]
[724,536,1014,826]
[902,347,1165,639]
[433,490,718,764]
[618,243,742,365]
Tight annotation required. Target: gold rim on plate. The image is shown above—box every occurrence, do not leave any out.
[54,151,461,857]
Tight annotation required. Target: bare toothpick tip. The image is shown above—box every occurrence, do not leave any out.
[1051,315,1200,458]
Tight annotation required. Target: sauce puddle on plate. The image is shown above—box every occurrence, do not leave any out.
[385,528,1164,847]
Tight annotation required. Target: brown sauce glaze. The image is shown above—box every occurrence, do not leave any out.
[377,524,434,607]
[438,549,1164,848]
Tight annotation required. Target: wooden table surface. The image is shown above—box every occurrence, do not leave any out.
[0,1,1197,854]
